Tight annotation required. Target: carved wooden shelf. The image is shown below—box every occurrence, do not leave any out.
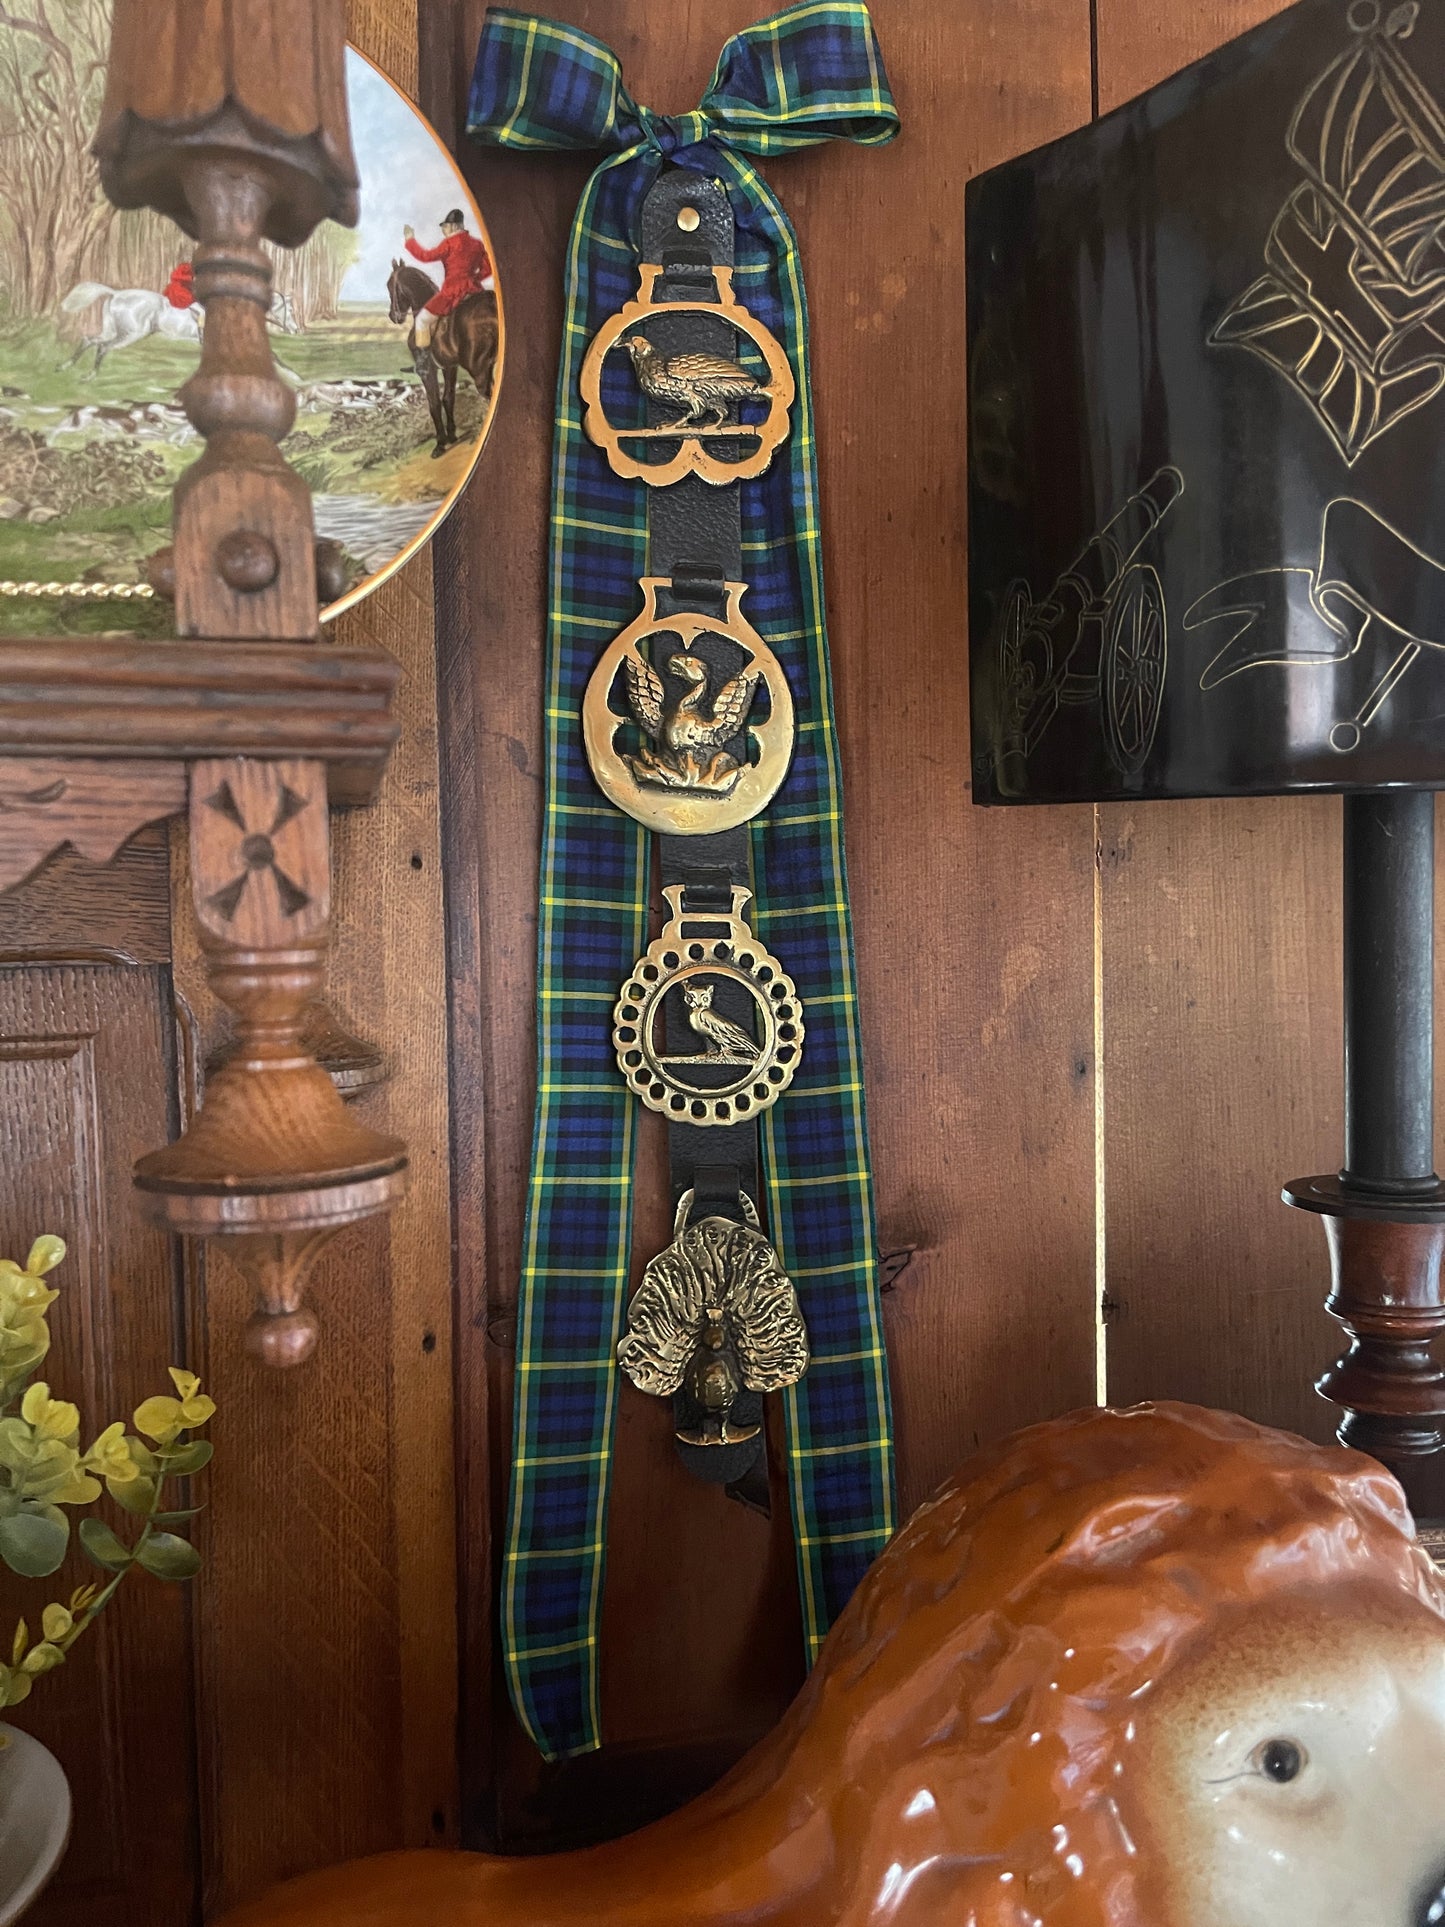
[0,638,400,815]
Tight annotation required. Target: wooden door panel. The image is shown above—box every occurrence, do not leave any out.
[0,960,195,1927]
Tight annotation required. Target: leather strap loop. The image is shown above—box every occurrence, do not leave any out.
[639,164,774,1484]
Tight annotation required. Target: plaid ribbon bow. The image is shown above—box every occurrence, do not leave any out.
[469,4,900,1761]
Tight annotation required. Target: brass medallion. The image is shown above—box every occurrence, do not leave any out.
[580,262,795,487]
[618,1189,810,1445]
[583,578,794,835]
[614,885,804,1125]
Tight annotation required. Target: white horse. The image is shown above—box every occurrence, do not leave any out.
[269,289,301,336]
[60,282,302,374]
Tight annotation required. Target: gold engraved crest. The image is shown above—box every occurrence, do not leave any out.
[579,263,795,488]
[614,885,804,1125]
[583,579,794,835]
[618,1190,810,1444]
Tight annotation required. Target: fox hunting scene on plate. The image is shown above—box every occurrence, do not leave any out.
[0,9,501,635]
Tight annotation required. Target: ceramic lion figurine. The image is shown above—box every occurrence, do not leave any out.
[224,1402,1445,1927]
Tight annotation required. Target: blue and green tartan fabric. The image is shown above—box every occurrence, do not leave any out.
[468,3,900,1762]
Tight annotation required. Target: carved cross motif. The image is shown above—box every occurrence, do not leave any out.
[189,757,329,947]
[203,778,313,923]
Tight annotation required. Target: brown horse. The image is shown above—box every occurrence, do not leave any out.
[387,260,498,458]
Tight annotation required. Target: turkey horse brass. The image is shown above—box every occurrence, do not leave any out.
[968,0,1445,804]
[614,885,804,1125]
[581,261,795,487]
[618,1192,810,1446]
[583,578,794,835]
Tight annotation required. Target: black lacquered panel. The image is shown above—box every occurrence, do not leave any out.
[968,0,1445,803]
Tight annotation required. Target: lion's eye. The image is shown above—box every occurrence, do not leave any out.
[1252,1738,1305,1784]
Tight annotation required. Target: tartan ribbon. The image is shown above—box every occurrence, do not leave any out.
[468,4,899,1761]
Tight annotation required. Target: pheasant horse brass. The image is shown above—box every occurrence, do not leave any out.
[580,263,795,487]
[583,577,794,834]
[618,1189,810,1445]
[614,884,804,1125]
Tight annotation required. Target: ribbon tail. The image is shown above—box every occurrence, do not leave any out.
[712,144,898,1651]
[499,144,655,1765]
[700,1,901,154]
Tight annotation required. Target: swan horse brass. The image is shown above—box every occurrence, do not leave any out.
[583,577,794,835]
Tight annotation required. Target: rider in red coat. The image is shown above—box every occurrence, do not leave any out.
[163,260,195,308]
[402,209,492,351]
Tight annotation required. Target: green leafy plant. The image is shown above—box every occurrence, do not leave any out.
[0,1236,214,1713]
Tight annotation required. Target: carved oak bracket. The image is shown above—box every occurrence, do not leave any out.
[0,0,408,1363]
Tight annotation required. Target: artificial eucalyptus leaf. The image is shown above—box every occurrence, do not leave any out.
[149,1505,205,1525]
[134,1533,200,1582]
[110,1474,157,1516]
[158,1441,213,1478]
[0,1509,69,1578]
[78,1517,132,1572]
[0,1668,31,1707]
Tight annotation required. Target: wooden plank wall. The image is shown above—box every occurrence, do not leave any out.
[421,0,1416,1858]
[423,0,1107,1853]
[11,0,1395,1913]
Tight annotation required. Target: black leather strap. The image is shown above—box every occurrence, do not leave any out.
[640,167,768,1487]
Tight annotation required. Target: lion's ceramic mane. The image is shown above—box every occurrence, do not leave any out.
[224,1402,1445,1927]
[775,1400,1444,1924]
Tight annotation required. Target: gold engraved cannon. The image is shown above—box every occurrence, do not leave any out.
[994,464,1183,780]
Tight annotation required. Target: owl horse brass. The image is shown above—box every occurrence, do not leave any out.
[583,577,794,835]
[580,262,795,487]
[614,884,804,1125]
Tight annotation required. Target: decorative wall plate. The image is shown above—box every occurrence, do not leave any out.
[0,25,502,638]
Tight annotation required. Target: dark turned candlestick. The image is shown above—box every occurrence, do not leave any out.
[1343,792,1436,1193]
[1286,790,1445,1498]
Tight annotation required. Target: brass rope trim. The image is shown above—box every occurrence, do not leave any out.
[0,580,155,600]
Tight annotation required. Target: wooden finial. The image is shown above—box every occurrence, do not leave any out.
[0,2,405,1364]
[94,0,358,244]
[228,1230,340,1369]
[94,0,407,1361]
[95,0,358,641]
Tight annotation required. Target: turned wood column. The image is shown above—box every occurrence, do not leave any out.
[1287,791,1445,1503]
[89,0,407,1363]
